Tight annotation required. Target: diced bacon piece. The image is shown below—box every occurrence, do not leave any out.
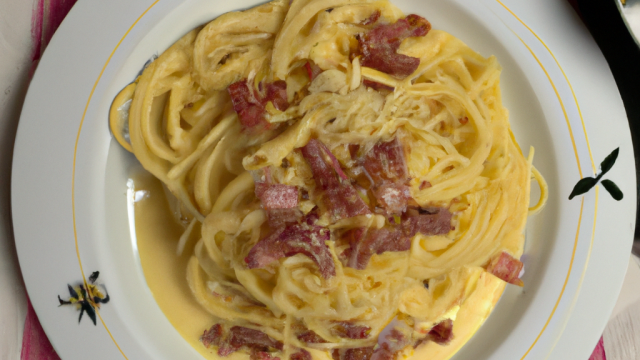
[370,345,394,360]
[414,319,454,349]
[403,208,452,237]
[459,116,469,125]
[257,183,299,209]
[362,138,411,213]
[297,330,327,344]
[202,324,225,349]
[427,319,454,345]
[255,179,302,227]
[245,214,335,278]
[332,350,341,360]
[346,227,411,270]
[218,343,237,357]
[265,80,290,111]
[344,347,375,360]
[305,61,323,81]
[290,349,312,360]
[361,10,381,25]
[373,183,411,214]
[229,79,290,131]
[302,139,348,182]
[364,137,408,183]
[362,80,394,92]
[229,80,270,130]
[371,342,404,360]
[345,206,451,270]
[301,139,371,221]
[363,138,408,184]
[371,327,410,360]
[358,14,431,78]
[265,208,304,228]
[251,351,280,360]
[334,322,371,339]
[486,252,524,286]
[202,324,283,357]
[228,326,284,352]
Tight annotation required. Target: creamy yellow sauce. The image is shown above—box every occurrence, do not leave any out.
[133,171,220,360]
[132,170,506,360]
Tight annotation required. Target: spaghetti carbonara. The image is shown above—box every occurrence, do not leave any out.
[110,0,547,359]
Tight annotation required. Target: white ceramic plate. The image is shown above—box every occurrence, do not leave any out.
[617,0,640,47]
[12,0,636,359]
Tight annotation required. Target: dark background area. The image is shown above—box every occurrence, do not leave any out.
[573,0,640,245]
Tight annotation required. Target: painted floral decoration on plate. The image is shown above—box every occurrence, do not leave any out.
[57,271,110,325]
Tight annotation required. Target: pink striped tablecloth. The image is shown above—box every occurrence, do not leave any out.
[3,0,636,359]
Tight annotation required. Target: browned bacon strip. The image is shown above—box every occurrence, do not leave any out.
[345,207,452,270]
[301,139,371,221]
[358,14,431,78]
[486,251,524,286]
[245,214,335,278]
[228,79,290,131]
[334,322,371,339]
[403,208,453,237]
[229,326,284,352]
[346,227,410,270]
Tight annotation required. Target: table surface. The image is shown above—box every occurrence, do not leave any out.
[1,1,639,359]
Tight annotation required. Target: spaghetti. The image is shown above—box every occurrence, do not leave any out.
[110,0,547,359]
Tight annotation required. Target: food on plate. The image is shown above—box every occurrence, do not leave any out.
[109,0,547,359]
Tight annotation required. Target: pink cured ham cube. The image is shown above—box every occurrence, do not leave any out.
[255,181,302,227]
[486,251,524,286]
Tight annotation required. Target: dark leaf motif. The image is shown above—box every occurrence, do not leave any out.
[569,148,623,201]
[94,292,110,305]
[57,295,71,306]
[89,271,100,284]
[599,148,619,176]
[568,177,597,200]
[80,301,97,325]
[79,286,88,300]
[67,284,78,299]
[601,180,624,201]
[58,270,109,326]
